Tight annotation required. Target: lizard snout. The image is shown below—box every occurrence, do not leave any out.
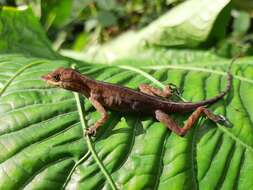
[41,74,50,81]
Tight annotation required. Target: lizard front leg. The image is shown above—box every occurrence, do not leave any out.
[139,84,173,98]
[155,107,223,136]
[87,94,109,136]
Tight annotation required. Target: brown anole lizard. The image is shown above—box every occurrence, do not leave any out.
[42,63,233,136]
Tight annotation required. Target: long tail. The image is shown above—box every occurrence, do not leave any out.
[167,57,236,112]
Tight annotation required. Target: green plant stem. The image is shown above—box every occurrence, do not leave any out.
[0,60,46,96]
[62,150,91,189]
[118,65,188,102]
[73,92,118,190]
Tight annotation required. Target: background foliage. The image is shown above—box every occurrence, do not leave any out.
[0,0,253,190]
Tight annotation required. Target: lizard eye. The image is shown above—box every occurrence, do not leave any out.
[52,74,60,82]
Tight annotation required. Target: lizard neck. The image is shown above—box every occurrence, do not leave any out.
[62,73,93,98]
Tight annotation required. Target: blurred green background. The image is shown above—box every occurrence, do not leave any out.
[1,0,253,58]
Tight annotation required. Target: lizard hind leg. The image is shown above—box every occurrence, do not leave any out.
[155,107,224,136]
[154,109,183,136]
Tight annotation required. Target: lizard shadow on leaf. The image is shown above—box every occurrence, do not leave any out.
[109,114,147,136]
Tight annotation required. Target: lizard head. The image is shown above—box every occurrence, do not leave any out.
[42,67,84,92]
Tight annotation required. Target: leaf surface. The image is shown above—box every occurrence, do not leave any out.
[0,52,253,189]
[0,5,253,190]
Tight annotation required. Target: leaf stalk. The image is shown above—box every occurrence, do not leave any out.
[73,92,118,190]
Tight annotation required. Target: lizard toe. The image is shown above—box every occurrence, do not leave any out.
[86,127,97,136]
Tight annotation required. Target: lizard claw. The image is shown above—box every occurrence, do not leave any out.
[86,127,97,136]
[216,115,233,128]
[207,112,233,128]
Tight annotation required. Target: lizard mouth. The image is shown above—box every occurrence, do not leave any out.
[46,80,62,86]
[41,75,49,81]
[41,75,62,87]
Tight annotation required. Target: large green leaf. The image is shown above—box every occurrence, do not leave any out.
[1,51,253,190]
[1,5,253,190]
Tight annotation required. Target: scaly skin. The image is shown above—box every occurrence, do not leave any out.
[42,64,233,136]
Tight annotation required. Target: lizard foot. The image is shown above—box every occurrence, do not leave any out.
[204,109,233,128]
[86,127,97,136]
[216,115,233,128]
[168,83,183,96]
